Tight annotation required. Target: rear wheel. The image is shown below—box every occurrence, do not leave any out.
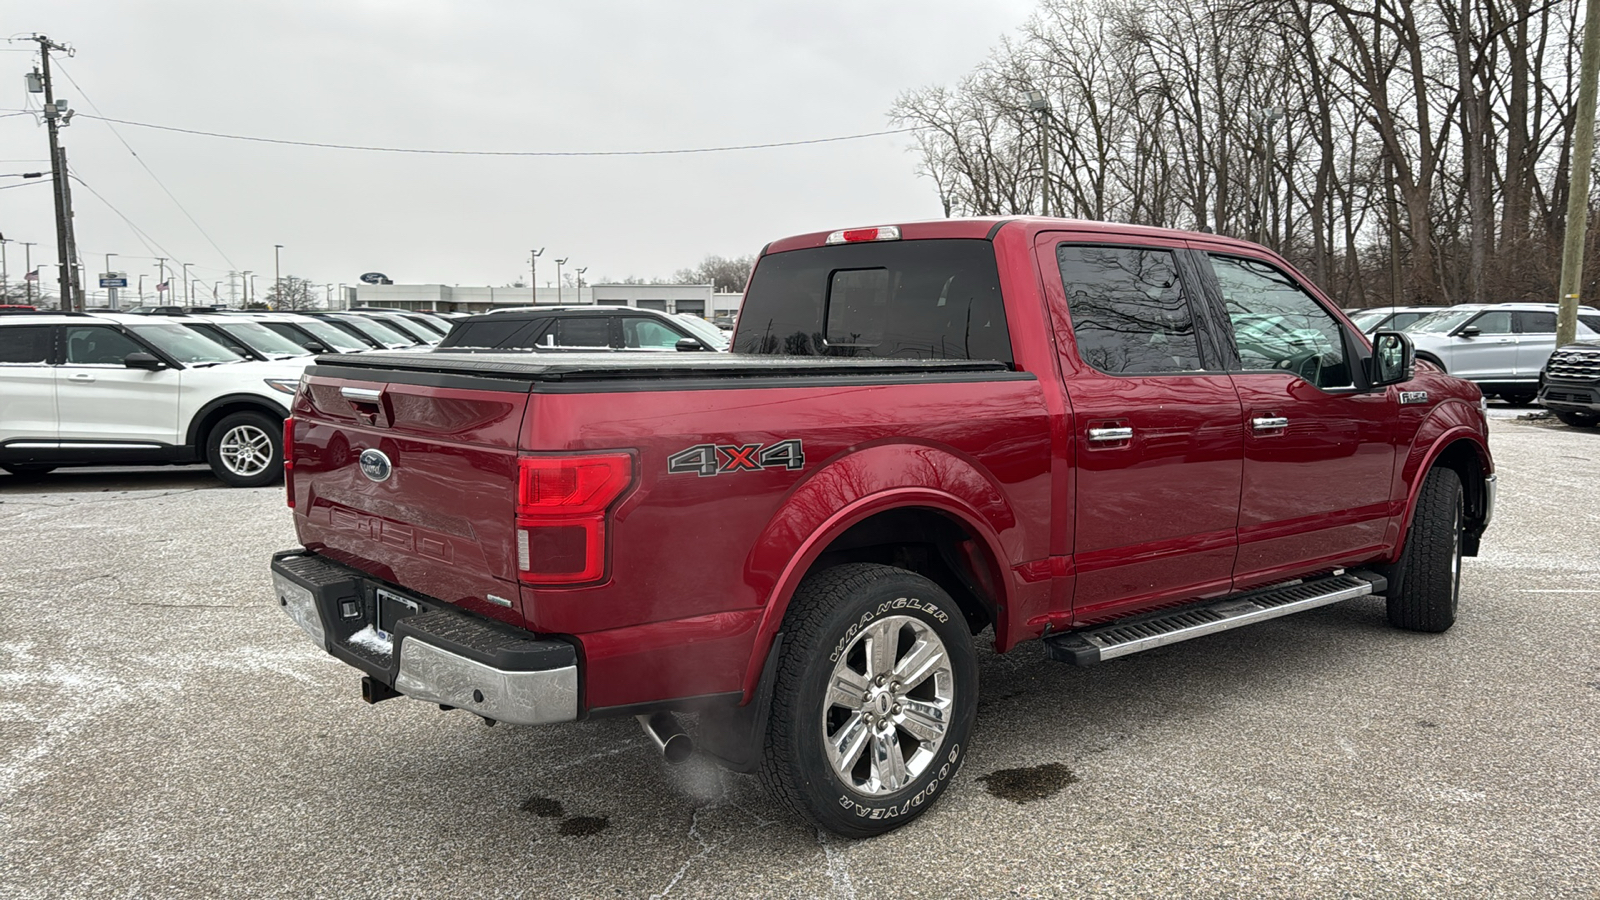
[1500,392,1537,406]
[1554,410,1600,428]
[1384,466,1463,633]
[760,563,978,837]
[206,411,283,487]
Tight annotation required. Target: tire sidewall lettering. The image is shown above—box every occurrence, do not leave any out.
[828,597,949,663]
[834,743,962,819]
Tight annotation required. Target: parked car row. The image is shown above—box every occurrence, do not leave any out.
[1348,302,1600,421]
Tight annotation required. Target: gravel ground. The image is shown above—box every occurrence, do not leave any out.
[1,415,1597,899]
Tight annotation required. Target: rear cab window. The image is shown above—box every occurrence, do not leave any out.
[733,239,1012,362]
[1056,245,1203,374]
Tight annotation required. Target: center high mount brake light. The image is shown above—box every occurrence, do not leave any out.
[825,225,901,245]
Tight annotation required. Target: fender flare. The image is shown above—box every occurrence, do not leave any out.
[185,393,290,451]
[1391,412,1492,558]
[735,441,1019,700]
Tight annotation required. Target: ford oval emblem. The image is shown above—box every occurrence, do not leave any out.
[359,448,393,483]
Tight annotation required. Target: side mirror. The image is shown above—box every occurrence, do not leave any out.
[675,337,707,352]
[303,340,330,354]
[1459,325,1481,338]
[123,352,166,371]
[1370,330,1415,387]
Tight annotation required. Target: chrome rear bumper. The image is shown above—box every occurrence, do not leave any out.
[271,550,578,726]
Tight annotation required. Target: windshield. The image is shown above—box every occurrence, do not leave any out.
[335,315,416,347]
[219,321,311,358]
[364,314,435,343]
[279,318,367,352]
[676,315,729,349]
[1348,310,1388,331]
[1407,310,1478,333]
[406,313,453,335]
[129,322,242,364]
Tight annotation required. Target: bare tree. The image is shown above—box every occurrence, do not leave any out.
[266,275,319,311]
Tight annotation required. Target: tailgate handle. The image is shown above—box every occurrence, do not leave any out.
[341,387,383,402]
[340,386,388,425]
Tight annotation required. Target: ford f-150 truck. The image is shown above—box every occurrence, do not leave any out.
[272,218,1495,837]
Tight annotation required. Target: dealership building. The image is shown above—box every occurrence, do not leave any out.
[349,282,743,321]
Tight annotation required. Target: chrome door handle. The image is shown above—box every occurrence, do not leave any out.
[1251,416,1289,431]
[1087,426,1134,443]
[68,372,95,382]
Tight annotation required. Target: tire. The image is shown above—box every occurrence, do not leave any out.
[1554,410,1600,428]
[759,563,978,838]
[1385,466,1463,633]
[0,464,56,477]
[205,411,283,487]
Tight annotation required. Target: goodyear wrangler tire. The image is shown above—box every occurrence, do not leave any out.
[1385,466,1463,633]
[759,563,978,837]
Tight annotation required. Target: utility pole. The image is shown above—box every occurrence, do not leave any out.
[33,36,82,311]
[21,242,35,304]
[1558,0,1600,346]
[274,244,283,310]
[530,247,544,304]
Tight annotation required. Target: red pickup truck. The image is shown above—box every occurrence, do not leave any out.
[272,218,1494,836]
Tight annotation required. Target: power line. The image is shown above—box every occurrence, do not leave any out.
[68,172,185,269]
[54,61,239,270]
[71,112,922,157]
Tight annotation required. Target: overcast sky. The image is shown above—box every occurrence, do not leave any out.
[0,1,1034,300]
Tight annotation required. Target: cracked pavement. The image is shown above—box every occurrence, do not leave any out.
[2,415,1598,898]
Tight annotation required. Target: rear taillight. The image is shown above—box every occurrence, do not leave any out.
[283,417,296,509]
[515,453,632,585]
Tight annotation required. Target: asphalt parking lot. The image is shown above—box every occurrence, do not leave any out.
[2,413,1597,899]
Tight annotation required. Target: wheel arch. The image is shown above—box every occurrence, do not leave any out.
[736,442,1020,702]
[1395,419,1492,559]
[186,394,290,461]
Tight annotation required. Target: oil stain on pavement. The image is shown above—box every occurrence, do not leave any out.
[979,763,1079,804]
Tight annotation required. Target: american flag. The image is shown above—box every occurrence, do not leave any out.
[24,270,37,282]
[156,281,169,292]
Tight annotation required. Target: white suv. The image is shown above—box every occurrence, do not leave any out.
[0,311,307,486]
[1403,302,1600,403]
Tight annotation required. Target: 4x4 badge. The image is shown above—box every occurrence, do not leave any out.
[667,439,805,477]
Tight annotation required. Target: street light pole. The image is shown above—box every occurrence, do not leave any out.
[1,237,9,299]
[1025,89,1052,218]
[182,262,192,306]
[555,257,568,304]
[155,258,167,305]
[575,267,587,303]
[1255,106,1284,247]
[530,247,544,303]
[274,244,283,310]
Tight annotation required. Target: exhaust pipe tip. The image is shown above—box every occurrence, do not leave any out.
[637,711,693,764]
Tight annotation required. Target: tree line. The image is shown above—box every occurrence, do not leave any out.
[891,0,1597,308]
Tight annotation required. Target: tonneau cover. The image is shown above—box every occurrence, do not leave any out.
[308,350,1016,386]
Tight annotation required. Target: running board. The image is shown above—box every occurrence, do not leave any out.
[1042,570,1387,666]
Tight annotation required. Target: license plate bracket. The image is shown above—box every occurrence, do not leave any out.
[374,589,420,640]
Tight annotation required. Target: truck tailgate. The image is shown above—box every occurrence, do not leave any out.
[289,372,531,623]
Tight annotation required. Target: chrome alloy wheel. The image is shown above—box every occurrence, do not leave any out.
[822,614,955,796]
[218,424,274,477]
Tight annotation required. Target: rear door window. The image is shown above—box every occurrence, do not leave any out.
[1515,311,1556,334]
[445,317,545,349]
[534,317,613,350]
[0,325,53,364]
[733,239,1012,362]
[1057,245,1203,374]
[1468,311,1513,334]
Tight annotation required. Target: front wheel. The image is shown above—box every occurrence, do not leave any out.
[759,563,978,837]
[206,411,283,487]
[1385,466,1464,633]
[1554,410,1600,428]
[1,464,56,477]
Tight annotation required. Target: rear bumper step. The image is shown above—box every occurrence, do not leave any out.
[1043,570,1387,666]
[271,549,579,725]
